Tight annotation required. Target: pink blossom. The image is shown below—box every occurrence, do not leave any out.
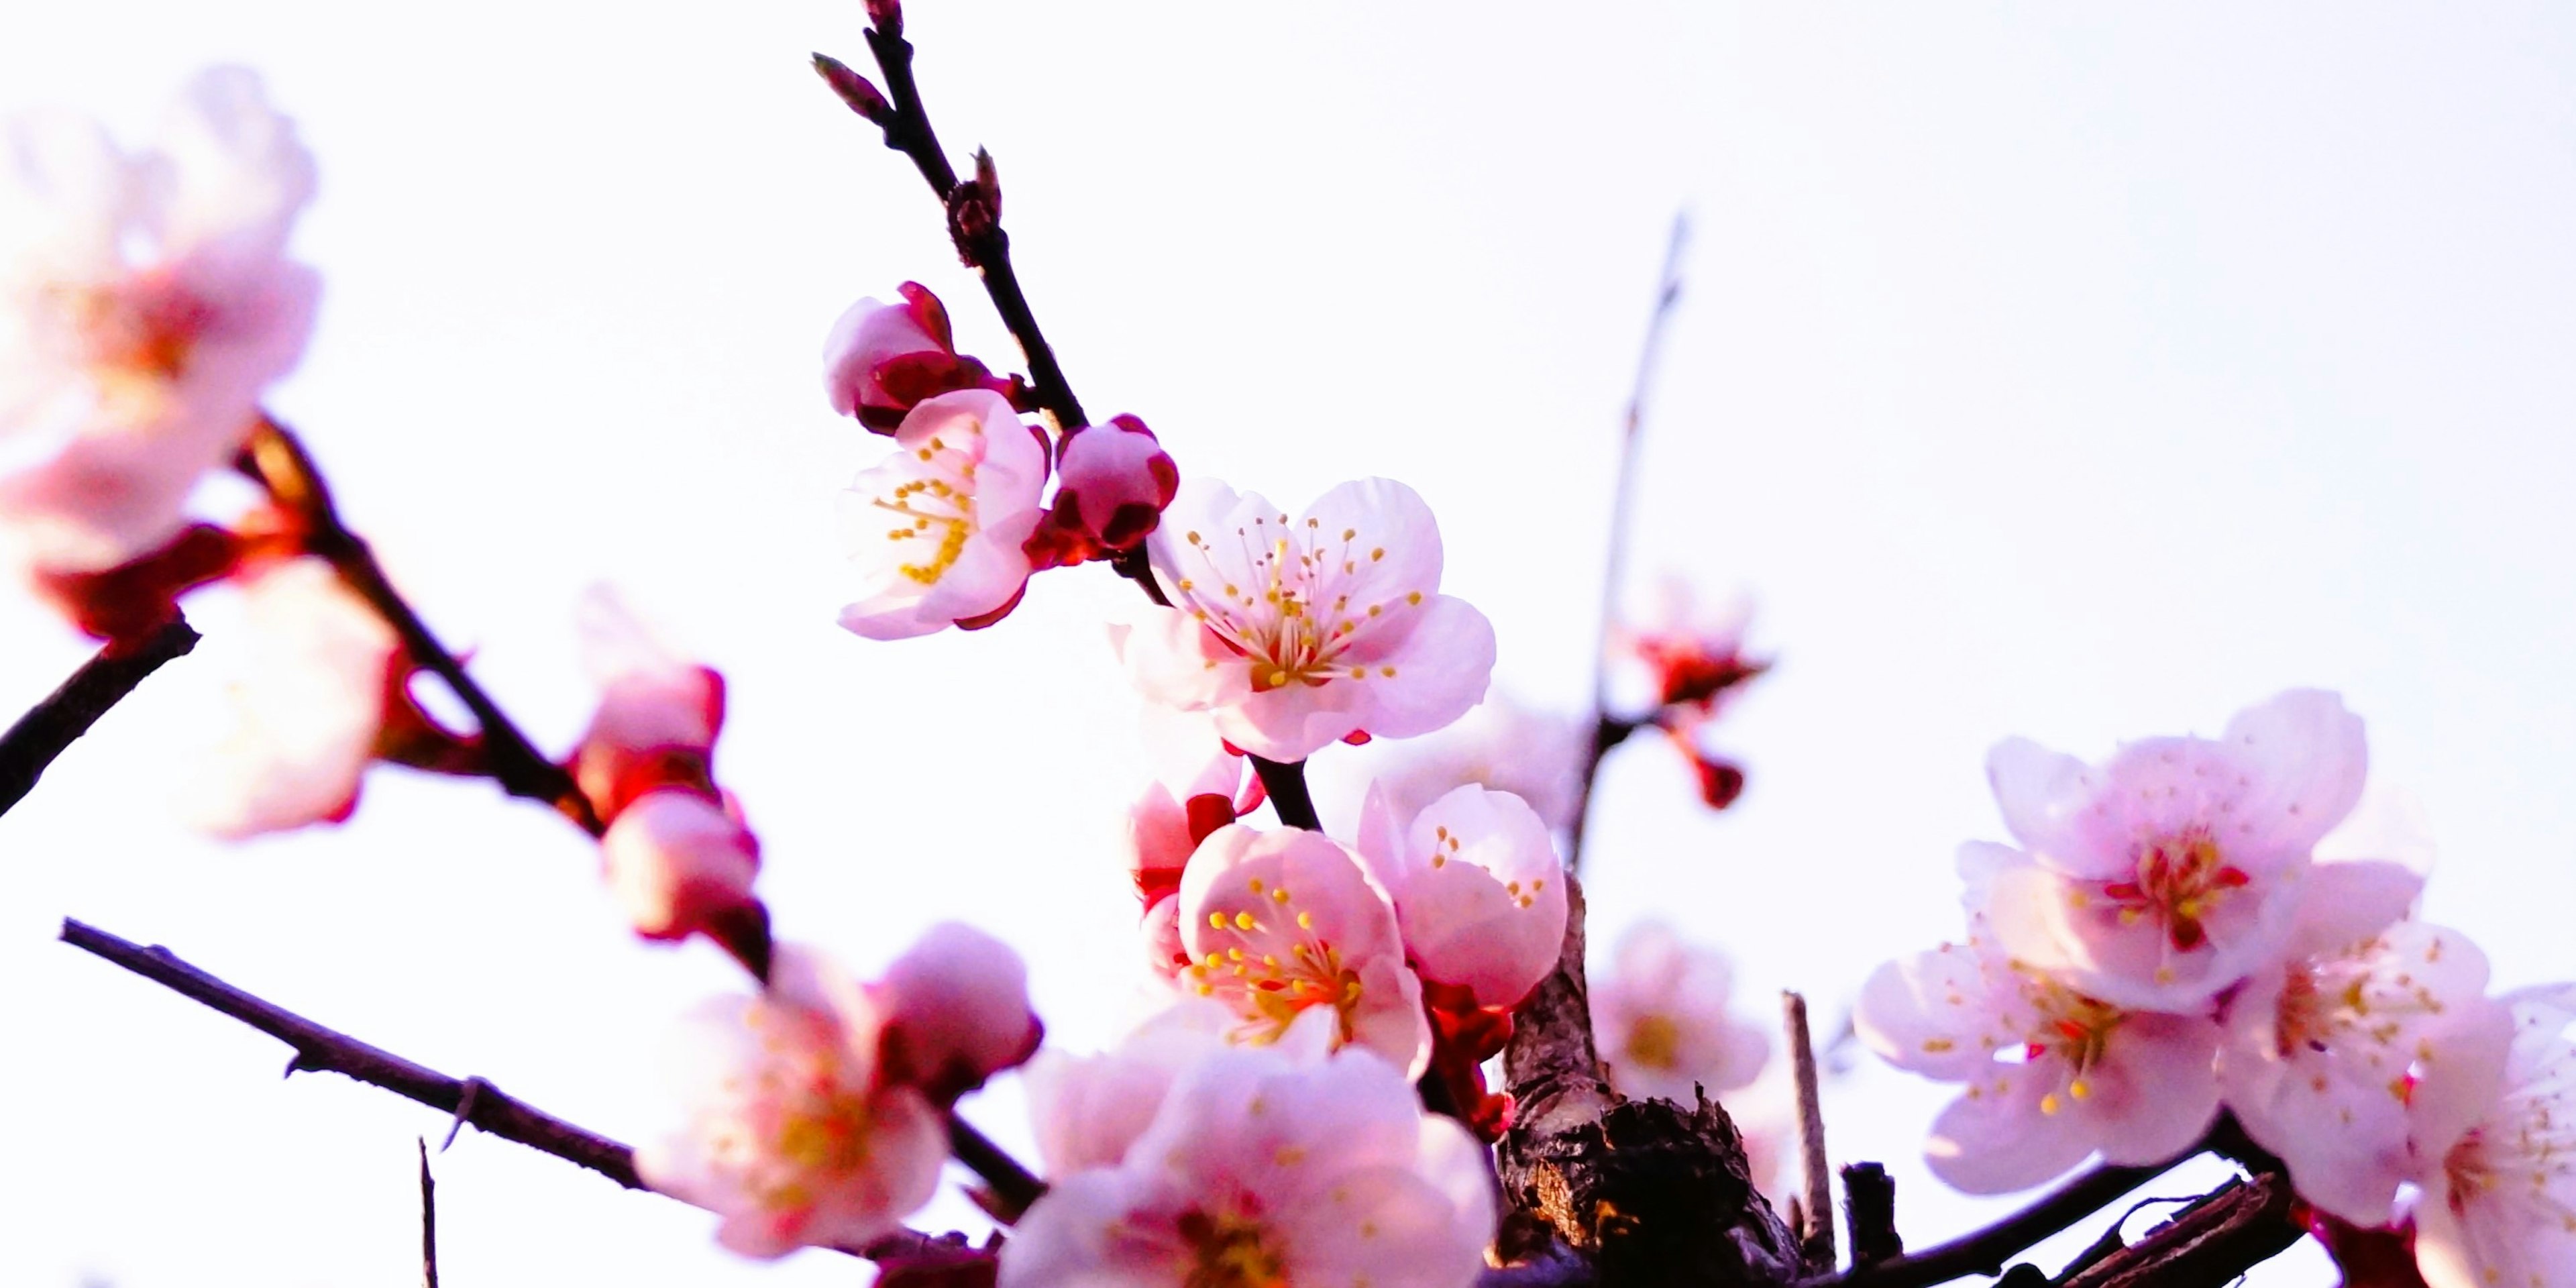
[637,946,946,1258]
[1178,823,1431,1076]
[1024,1004,1234,1177]
[599,789,761,943]
[1357,783,1567,1011]
[2410,986,2576,1288]
[1855,924,2222,1193]
[837,388,1048,640]
[874,921,1041,1102]
[1590,922,1771,1105]
[2216,863,2508,1227]
[1975,689,2371,1010]
[822,282,991,428]
[1333,690,1587,833]
[1,67,318,574]
[1114,477,1495,761]
[570,586,727,819]
[1026,413,1179,568]
[1613,577,1764,712]
[1005,1033,1494,1288]
[179,557,396,838]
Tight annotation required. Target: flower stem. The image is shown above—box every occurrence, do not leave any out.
[0,612,198,818]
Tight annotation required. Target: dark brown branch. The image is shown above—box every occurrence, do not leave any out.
[1799,1160,2179,1288]
[1565,215,1688,874]
[1784,991,1835,1273]
[419,1138,441,1288]
[949,1115,1048,1222]
[1250,754,1322,830]
[237,418,601,836]
[1,612,198,818]
[2052,1173,2301,1288]
[1839,1164,1901,1271]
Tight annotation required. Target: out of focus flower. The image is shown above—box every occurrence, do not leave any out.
[1336,690,1585,833]
[838,388,1049,640]
[179,556,396,838]
[875,921,1041,1103]
[1854,922,2222,1193]
[1974,689,2371,1010]
[1179,823,1430,1075]
[600,790,761,945]
[2410,987,2576,1288]
[1357,783,1566,1011]
[639,946,947,1258]
[822,283,1000,431]
[1006,1027,1493,1288]
[571,586,727,819]
[0,67,318,575]
[1615,578,1764,712]
[2218,862,2508,1227]
[1591,921,1770,1105]
[1114,477,1495,761]
[1025,413,1178,570]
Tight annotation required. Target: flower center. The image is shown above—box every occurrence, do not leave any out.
[1177,1210,1287,1288]
[49,272,215,409]
[2017,971,2125,1116]
[1169,517,1424,692]
[1187,877,1368,1048]
[2101,828,2248,953]
[868,433,981,584]
[1626,1014,1684,1071]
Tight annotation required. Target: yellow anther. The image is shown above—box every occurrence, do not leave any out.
[1234,911,1258,932]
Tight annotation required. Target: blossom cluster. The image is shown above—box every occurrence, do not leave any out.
[1857,690,2576,1287]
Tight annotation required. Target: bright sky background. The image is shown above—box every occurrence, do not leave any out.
[4,3,2573,1285]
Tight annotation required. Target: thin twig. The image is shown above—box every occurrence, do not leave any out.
[419,1138,440,1288]
[2053,1172,2301,1288]
[1565,214,1688,874]
[1250,754,1322,830]
[1784,991,1835,1273]
[1840,1163,1902,1270]
[1798,1159,2183,1288]
[237,417,602,836]
[0,613,199,818]
[948,1116,1048,1222]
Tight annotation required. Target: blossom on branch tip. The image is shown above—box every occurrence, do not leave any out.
[875,921,1042,1104]
[1356,782,1566,1011]
[1854,925,2222,1193]
[179,556,396,838]
[823,283,1001,431]
[1006,1032,1494,1288]
[1972,689,2371,1010]
[600,788,762,945]
[2408,986,2576,1288]
[1591,921,1770,1106]
[0,67,318,575]
[837,388,1047,640]
[1114,476,1496,762]
[639,946,946,1258]
[1178,823,1430,1076]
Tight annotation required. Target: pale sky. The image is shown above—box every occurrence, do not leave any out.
[3,3,2572,1285]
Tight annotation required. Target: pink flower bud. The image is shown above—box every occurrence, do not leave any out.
[599,790,761,943]
[1042,415,1179,564]
[809,52,892,124]
[876,922,1042,1102]
[823,284,995,431]
[570,587,728,819]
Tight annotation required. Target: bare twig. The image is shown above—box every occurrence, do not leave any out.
[237,417,602,836]
[419,1138,441,1288]
[2053,1172,2301,1288]
[1784,991,1834,1273]
[1839,1163,1901,1270]
[1565,214,1689,874]
[948,1116,1047,1222]
[1799,1160,2182,1288]
[0,613,198,818]
[1250,754,1322,830]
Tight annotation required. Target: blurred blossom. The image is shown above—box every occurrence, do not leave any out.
[599,789,761,945]
[1355,782,1566,1012]
[571,585,727,820]
[0,66,317,575]
[1611,577,1761,714]
[1007,1018,1493,1288]
[874,920,1042,1103]
[837,388,1047,640]
[1113,476,1495,761]
[1330,690,1585,833]
[1591,921,1771,1106]
[178,556,394,839]
[639,945,945,1258]
[2409,986,2576,1288]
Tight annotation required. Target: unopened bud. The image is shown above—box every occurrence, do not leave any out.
[866,0,904,37]
[810,52,892,124]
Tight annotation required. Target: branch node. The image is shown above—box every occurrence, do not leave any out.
[444,1075,493,1150]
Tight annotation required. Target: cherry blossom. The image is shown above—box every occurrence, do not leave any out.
[1179,822,1431,1076]
[1330,690,1587,833]
[1613,577,1764,714]
[598,790,760,943]
[1854,922,2222,1193]
[1004,1029,1493,1288]
[637,945,946,1258]
[1113,476,1496,761]
[570,587,727,820]
[874,920,1042,1102]
[2216,862,2508,1227]
[2410,986,2576,1288]
[1024,1002,1236,1177]
[1591,921,1771,1105]
[822,282,997,430]
[837,387,1048,640]
[1,66,319,574]
[1974,689,2371,1010]
[178,557,396,839]
[1356,783,1566,1011]
[1026,413,1179,569]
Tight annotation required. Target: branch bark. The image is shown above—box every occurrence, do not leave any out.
[0,613,198,818]
[1797,1161,2178,1288]
[2053,1173,2301,1288]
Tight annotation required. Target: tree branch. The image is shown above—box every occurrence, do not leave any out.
[1796,1160,2180,1288]
[0,613,198,818]
[2052,1172,2300,1288]
[1784,991,1835,1273]
[419,1138,441,1288]
[237,417,601,836]
[1565,214,1688,875]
